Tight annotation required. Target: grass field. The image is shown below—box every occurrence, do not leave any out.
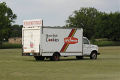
[0,46,120,80]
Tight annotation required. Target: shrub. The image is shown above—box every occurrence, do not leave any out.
[92,40,120,46]
[0,42,22,49]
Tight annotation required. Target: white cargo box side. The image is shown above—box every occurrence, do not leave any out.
[41,27,83,56]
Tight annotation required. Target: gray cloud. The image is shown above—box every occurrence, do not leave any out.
[1,0,120,26]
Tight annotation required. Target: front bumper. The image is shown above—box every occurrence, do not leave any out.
[97,53,100,55]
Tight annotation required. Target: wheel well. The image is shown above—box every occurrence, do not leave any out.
[91,50,97,54]
[53,52,61,56]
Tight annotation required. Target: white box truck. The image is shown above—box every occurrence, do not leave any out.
[22,19,100,61]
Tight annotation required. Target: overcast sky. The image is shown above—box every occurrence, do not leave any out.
[1,0,120,26]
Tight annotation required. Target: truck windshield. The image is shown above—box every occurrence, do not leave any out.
[83,38,89,44]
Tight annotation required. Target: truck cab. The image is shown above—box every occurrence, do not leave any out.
[82,37,100,59]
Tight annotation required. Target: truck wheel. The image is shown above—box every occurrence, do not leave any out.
[51,53,60,61]
[76,56,83,59]
[90,52,97,60]
[34,56,45,61]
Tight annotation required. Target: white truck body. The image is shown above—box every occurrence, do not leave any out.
[22,19,100,60]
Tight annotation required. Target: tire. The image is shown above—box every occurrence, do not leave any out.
[51,53,60,61]
[34,56,45,61]
[76,56,83,59]
[90,52,97,60]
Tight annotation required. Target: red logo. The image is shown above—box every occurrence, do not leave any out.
[30,42,34,48]
[64,37,78,44]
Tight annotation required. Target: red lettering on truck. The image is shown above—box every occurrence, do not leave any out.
[60,29,77,52]
[64,37,78,44]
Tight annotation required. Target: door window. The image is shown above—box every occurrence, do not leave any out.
[83,38,89,44]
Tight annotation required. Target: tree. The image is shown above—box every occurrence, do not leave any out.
[10,25,22,38]
[66,7,101,39]
[95,12,120,41]
[0,2,16,47]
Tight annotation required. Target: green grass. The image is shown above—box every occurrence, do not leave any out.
[0,46,120,80]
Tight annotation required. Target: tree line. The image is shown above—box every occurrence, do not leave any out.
[66,7,120,41]
[0,2,120,48]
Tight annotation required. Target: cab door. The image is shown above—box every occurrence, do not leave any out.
[83,37,91,55]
